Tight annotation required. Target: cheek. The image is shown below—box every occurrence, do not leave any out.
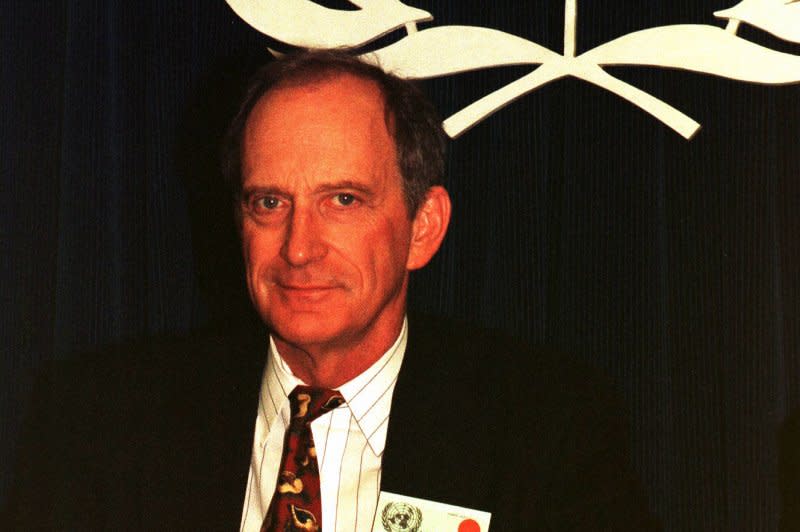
[241,226,277,275]
[362,222,412,284]
[240,228,257,270]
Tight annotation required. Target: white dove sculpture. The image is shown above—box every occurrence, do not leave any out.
[226,0,800,139]
[715,0,800,43]
[225,0,432,49]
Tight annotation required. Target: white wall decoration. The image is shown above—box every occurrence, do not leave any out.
[225,0,800,140]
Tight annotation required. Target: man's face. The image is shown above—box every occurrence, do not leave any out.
[240,75,417,355]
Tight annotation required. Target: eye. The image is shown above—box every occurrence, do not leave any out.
[247,195,282,213]
[256,196,281,210]
[242,193,287,220]
[332,193,357,207]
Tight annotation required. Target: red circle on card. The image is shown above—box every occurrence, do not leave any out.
[458,519,480,532]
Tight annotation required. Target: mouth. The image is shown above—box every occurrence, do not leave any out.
[273,281,342,302]
[277,283,337,291]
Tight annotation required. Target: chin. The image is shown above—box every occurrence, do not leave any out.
[266,310,355,349]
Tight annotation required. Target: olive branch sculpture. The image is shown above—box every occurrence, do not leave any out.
[225,0,800,139]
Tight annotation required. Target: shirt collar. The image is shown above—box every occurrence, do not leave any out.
[261,318,408,455]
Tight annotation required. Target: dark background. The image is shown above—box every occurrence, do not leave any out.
[2,1,799,530]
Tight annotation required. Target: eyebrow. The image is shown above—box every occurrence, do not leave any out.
[241,180,376,198]
[315,181,375,196]
[240,185,284,200]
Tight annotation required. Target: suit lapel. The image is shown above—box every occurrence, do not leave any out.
[202,329,267,526]
[380,315,494,512]
[142,328,267,529]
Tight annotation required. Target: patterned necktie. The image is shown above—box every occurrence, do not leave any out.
[261,385,345,532]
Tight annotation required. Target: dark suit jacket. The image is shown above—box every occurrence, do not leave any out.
[780,408,800,532]
[4,315,659,531]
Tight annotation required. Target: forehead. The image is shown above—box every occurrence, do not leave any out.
[241,75,399,182]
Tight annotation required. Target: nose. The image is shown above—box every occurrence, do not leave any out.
[280,206,327,266]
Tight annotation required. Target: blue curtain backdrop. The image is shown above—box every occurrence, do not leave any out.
[2,1,798,530]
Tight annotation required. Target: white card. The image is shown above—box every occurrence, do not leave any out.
[371,491,491,532]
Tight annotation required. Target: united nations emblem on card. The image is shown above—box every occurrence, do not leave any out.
[373,491,491,531]
[381,501,423,532]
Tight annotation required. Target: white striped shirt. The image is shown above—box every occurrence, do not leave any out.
[240,318,408,532]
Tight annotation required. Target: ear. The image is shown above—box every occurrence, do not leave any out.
[406,186,451,271]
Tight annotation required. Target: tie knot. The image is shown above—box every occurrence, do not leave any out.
[288,385,345,423]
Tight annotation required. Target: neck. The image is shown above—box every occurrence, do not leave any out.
[274,316,405,389]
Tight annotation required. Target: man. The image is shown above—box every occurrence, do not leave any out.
[5,50,658,531]
[228,51,450,531]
